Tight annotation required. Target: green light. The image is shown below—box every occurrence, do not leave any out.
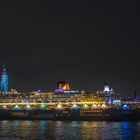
[40,104,46,109]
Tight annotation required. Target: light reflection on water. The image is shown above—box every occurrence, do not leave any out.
[0,121,140,140]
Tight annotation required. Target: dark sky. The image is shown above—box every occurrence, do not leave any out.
[0,0,140,96]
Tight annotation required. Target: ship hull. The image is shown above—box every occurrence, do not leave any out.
[0,108,140,121]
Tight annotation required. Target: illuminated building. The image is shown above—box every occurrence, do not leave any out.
[1,64,8,92]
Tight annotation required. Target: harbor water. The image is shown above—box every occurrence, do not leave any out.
[0,120,140,140]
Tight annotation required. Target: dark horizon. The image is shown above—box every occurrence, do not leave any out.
[0,1,140,96]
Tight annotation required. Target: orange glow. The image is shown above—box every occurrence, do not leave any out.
[58,84,70,91]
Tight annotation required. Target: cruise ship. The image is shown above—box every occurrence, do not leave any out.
[0,82,140,121]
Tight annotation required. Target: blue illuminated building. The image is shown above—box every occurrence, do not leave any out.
[1,65,8,92]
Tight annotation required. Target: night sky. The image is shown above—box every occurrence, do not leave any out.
[0,1,140,96]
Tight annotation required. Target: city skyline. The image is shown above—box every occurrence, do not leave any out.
[0,1,140,96]
[0,64,137,97]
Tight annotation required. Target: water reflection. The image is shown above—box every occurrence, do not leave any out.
[0,121,140,140]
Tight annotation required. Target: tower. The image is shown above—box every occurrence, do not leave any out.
[1,64,8,92]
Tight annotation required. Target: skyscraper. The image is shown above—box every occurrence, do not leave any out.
[1,64,8,92]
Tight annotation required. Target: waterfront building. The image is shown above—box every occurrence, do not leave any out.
[1,64,8,92]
